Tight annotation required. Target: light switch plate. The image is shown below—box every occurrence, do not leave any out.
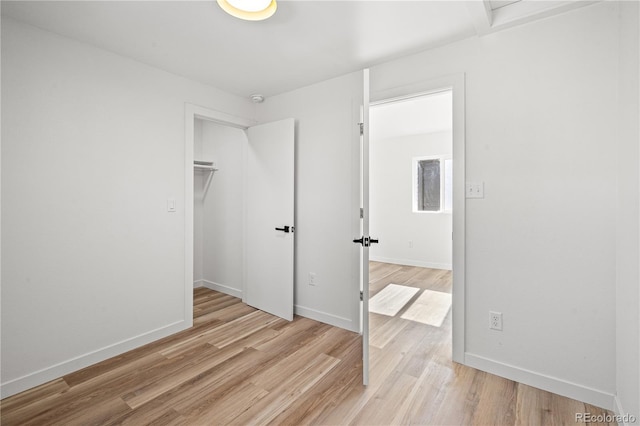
[167,198,177,212]
[466,182,484,199]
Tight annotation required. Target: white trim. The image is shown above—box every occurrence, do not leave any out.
[614,396,635,426]
[193,279,204,288]
[295,305,357,333]
[241,125,249,305]
[464,1,492,35]
[190,103,254,129]
[184,104,196,329]
[370,72,466,364]
[184,103,257,330]
[465,353,616,411]
[201,280,243,299]
[490,0,597,33]
[370,256,451,271]
[465,0,595,37]
[0,320,187,399]
[371,85,453,106]
[451,74,466,365]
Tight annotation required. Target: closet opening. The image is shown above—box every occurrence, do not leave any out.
[193,118,247,298]
[185,104,296,324]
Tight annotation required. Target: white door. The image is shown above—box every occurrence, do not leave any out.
[359,69,372,385]
[245,118,295,321]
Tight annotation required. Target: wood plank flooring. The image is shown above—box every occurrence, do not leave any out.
[1,264,616,425]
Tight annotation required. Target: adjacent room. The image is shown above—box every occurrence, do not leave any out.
[361,90,459,423]
[367,89,454,382]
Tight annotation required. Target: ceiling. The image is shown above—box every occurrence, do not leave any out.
[1,0,592,99]
[371,91,452,140]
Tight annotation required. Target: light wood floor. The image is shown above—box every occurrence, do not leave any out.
[1,263,615,425]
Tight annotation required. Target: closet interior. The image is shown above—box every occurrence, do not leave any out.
[193,118,247,298]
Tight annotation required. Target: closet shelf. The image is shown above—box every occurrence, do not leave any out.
[194,160,218,172]
[194,164,218,171]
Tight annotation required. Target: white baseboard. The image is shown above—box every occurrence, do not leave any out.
[295,305,357,332]
[201,280,242,299]
[0,320,189,399]
[193,279,204,288]
[370,256,452,271]
[615,396,626,424]
[465,353,616,411]
[613,395,638,426]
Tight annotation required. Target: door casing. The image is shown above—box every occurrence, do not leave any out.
[184,104,256,327]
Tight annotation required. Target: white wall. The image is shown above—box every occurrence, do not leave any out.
[616,1,640,422]
[372,1,620,409]
[370,131,452,270]
[197,120,245,297]
[254,72,362,331]
[0,18,254,397]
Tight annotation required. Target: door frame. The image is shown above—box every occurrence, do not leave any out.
[184,103,255,327]
[368,73,466,363]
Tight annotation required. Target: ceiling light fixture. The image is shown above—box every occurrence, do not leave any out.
[217,0,277,21]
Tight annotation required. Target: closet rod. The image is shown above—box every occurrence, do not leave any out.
[194,164,218,171]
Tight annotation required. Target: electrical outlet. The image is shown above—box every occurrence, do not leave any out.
[309,272,317,286]
[489,311,502,331]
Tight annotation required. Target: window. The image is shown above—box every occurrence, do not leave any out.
[413,156,452,213]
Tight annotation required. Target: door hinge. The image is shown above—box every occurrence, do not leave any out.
[360,208,364,218]
[360,291,363,301]
[358,122,364,136]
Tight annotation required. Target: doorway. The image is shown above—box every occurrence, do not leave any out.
[368,90,454,385]
[192,118,246,298]
[184,105,255,327]
[360,73,466,384]
[184,104,296,324]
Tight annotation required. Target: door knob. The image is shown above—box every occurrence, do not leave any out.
[275,226,291,233]
[353,236,379,247]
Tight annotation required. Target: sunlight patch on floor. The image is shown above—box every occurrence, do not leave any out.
[369,284,419,316]
[401,289,452,327]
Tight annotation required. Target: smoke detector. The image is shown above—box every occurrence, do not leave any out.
[250,94,265,104]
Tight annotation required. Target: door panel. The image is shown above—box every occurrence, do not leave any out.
[361,69,371,385]
[245,118,295,321]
